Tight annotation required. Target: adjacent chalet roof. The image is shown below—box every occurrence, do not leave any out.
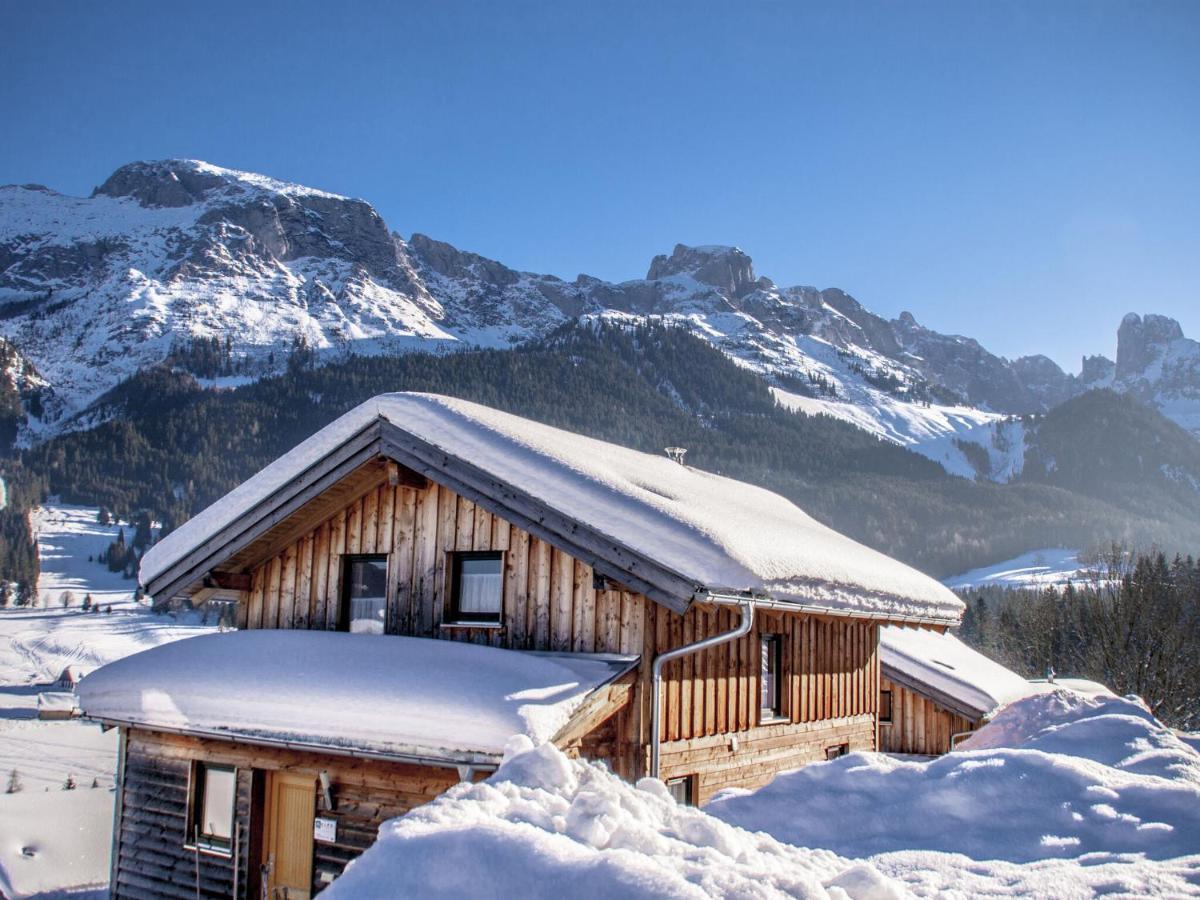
[141,392,964,624]
[880,626,1042,720]
[77,631,637,767]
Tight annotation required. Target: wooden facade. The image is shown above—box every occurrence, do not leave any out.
[877,676,978,756]
[114,728,461,899]
[110,457,906,897]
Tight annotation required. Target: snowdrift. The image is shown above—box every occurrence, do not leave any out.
[325,736,905,899]
[328,691,1200,898]
[709,691,1200,862]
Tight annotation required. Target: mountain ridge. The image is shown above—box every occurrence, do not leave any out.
[2,158,1197,459]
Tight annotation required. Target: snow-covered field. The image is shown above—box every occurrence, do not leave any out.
[0,504,215,898]
[329,691,1200,898]
[943,547,1092,591]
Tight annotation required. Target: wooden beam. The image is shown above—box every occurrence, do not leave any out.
[551,669,637,748]
[206,572,251,591]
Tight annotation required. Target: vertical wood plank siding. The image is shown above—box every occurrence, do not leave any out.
[237,473,881,801]
[877,676,978,755]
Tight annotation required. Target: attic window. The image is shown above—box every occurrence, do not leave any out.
[340,555,388,634]
[448,552,503,625]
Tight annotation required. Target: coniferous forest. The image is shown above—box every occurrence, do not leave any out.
[958,547,1200,731]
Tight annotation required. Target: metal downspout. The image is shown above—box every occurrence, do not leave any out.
[650,597,754,780]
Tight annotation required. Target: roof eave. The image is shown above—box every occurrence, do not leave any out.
[83,715,503,771]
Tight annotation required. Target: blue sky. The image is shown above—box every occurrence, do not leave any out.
[3,1,1197,370]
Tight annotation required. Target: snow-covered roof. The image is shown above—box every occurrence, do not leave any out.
[77,631,636,765]
[880,626,1043,719]
[142,393,963,624]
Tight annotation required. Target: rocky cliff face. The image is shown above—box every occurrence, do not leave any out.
[1,159,1197,447]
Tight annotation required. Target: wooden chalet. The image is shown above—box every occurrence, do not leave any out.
[79,392,964,899]
[877,625,1039,755]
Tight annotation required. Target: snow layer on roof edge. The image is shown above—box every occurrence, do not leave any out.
[143,393,963,622]
[77,632,630,757]
[880,626,1043,717]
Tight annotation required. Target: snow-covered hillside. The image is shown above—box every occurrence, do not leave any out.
[327,691,1200,898]
[943,548,1093,591]
[0,503,216,897]
[3,159,1198,457]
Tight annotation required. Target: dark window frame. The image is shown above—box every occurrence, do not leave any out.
[825,742,850,760]
[759,633,784,722]
[338,553,390,633]
[447,551,505,625]
[879,689,893,724]
[665,774,696,806]
[186,762,236,855]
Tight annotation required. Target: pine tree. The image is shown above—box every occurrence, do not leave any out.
[6,768,20,793]
[63,774,76,790]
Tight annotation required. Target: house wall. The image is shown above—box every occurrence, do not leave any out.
[112,727,461,899]
[646,605,878,802]
[877,676,978,755]
[233,471,880,796]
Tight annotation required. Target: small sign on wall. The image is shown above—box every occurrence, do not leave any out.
[314,817,338,843]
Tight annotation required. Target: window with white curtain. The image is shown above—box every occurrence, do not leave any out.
[449,552,503,624]
[341,555,388,634]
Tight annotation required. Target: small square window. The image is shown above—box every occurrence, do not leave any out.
[188,763,236,852]
[341,555,388,634]
[665,774,695,806]
[760,634,783,720]
[879,689,893,724]
[449,552,503,624]
[825,743,850,761]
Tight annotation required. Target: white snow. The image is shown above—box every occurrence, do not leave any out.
[143,393,965,624]
[0,503,211,897]
[325,737,907,900]
[327,691,1200,899]
[78,631,635,761]
[880,627,1044,718]
[708,690,1200,895]
[943,548,1092,591]
[0,787,113,899]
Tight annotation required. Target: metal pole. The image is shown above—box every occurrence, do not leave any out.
[650,598,754,779]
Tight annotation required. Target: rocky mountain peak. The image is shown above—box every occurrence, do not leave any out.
[1117,313,1186,379]
[646,244,757,299]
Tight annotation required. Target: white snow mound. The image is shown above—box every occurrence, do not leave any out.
[325,738,906,899]
[708,690,1200,863]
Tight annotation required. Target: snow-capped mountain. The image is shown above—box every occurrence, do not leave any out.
[1,159,1197,467]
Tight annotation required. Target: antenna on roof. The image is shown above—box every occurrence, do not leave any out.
[664,447,688,466]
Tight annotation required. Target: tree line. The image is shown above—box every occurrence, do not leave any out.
[958,547,1200,730]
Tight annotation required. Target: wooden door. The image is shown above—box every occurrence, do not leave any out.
[264,772,315,900]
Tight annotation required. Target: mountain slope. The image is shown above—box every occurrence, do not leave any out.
[23,322,1200,580]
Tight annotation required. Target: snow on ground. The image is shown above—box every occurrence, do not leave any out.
[326,737,906,900]
[0,503,215,898]
[328,691,1200,898]
[709,690,1200,896]
[942,548,1092,591]
[0,788,113,899]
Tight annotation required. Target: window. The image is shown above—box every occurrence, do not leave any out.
[760,634,782,720]
[665,774,695,806]
[825,743,850,760]
[188,763,236,852]
[340,555,388,634]
[879,689,893,724]
[448,552,503,624]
